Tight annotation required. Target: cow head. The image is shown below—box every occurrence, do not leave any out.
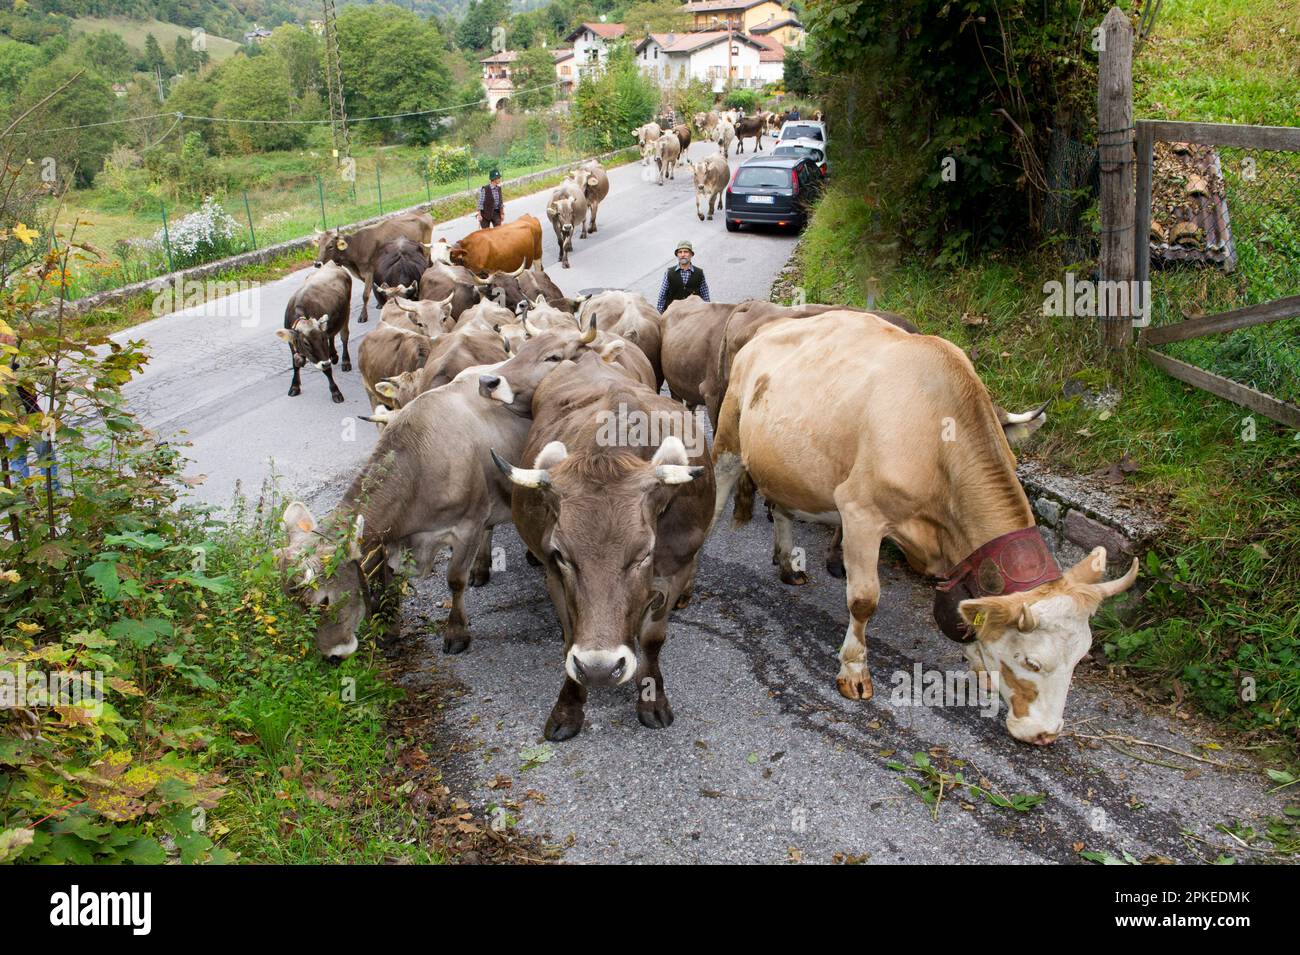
[316,231,353,268]
[390,293,455,334]
[548,196,577,243]
[958,547,1139,744]
[478,319,610,414]
[492,436,704,688]
[427,237,453,265]
[447,244,468,266]
[995,401,1050,444]
[374,369,424,410]
[277,502,368,658]
[276,316,332,368]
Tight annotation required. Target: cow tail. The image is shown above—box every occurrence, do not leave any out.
[733,471,756,525]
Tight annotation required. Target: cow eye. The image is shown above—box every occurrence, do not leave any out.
[551,549,571,569]
[544,354,562,362]
[1022,657,1042,673]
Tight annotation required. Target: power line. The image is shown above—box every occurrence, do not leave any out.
[36,81,564,133]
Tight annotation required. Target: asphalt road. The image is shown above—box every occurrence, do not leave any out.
[119,138,793,508]
[116,135,1286,865]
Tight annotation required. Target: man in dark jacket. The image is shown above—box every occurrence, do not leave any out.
[477,169,504,229]
[656,239,711,312]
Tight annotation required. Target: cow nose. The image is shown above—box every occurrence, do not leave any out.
[568,648,632,687]
[313,261,323,268]
[479,374,499,396]
[1031,731,1058,746]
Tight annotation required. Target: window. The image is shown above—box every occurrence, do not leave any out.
[733,166,792,188]
[653,47,658,59]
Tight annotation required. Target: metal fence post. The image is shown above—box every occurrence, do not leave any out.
[159,200,175,273]
[317,175,328,231]
[424,172,431,205]
[242,190,257,250]
[376,164,383,215]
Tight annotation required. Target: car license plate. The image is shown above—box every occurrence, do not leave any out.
[748,195,774,204]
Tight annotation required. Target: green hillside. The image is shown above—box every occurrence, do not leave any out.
[70,16,245,60]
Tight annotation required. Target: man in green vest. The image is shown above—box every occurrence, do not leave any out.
[656,239,712,312]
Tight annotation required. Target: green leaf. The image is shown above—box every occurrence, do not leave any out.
[108,617,173,648]
[115,836,167,865]
[85,560,121,600]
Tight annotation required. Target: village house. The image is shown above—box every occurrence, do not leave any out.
[635,30,766,91]
[480,50,519,111]
[553,48,576,97]
[565,21,627,76]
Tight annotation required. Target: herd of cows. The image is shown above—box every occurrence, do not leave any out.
[272,117,1139,749]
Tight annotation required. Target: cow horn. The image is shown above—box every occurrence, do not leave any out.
[579,312,597,344]
[471,272,490,286]
[1016,603,1037,633]
[520,308,536,338]
[438,292,455,308]
[490,449,550,489]
[508,262,526,277]
[394,297,418,312]
[1090,557,1141,600]
[1002,399,1051,424]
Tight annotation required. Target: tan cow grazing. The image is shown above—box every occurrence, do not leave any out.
[276,369,535,659]
[655,132,680,185]
[546,181,589,269]
[711,310,1138,743]
[315,212,433,323]
[448,215,543,273]
[569,161,609,234]
[711,119,735,157]
[578,290,664,388]
[489,346,715,741]
[687,152,730,222]
[358,296,455,415]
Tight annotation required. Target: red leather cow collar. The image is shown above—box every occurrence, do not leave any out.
[932,527,1061,643]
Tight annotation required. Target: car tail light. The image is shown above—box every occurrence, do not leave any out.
[820,163,827,176]
[791,168,799,194]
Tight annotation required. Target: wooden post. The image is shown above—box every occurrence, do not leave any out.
[1097,6,1135,351]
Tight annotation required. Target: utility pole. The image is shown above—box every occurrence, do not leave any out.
[322,0,352,166]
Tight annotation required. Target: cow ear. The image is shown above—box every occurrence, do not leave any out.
[276,329,293,342]
[957,596,1013,641]
[375,380,399,399]
[335,237,348,250]
[597,339,624,363]
[533,441,569,470]
[651,436,703,485]
[283,501,317,542]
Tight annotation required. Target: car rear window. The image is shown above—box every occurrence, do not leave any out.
[734,166,793,188]
[783,124,824,141]
[775,145,824,162]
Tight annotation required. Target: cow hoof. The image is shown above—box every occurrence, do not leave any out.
[826,556,846,579]
[707,215,714,220]
[288,386,301,397]
[358,316,368,324]
[780,568,809,586]
[674,592,692,610]
[589,226,597,233]
[331,391,345,404]
[637,697,674,729]
[544,709,583,742]
[524,549,542,567]
[836,667,873,702]
[442,633,471,654]
[697,214,704,221]
[341,361,351,372]
[469,567,491,588]
[562,262,571,269]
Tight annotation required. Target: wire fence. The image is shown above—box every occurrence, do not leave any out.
[52,122,585,303]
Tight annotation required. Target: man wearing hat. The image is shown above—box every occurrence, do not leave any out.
[656,239,711,313]
[476,169,504,229]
